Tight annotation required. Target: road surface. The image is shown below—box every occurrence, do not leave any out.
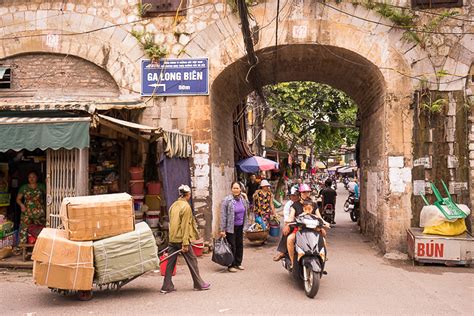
[1,184,473,315]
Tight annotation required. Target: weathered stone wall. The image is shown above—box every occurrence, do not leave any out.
[0,53,119,97]
[411,91,471,229]
[1,0,472,251]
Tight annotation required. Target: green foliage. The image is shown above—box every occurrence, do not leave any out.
[137,2,152,17]
[368,2,414,28]
[264,81,359,156]
[344,1,458,50]
[421,98,447,114]
[131,29,168,62]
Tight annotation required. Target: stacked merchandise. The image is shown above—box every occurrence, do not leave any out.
[419,181,471,236]
[89,138,121,195]
[32,229,94,290]
[129,167,145,225]
[144,182,164,247]
[32,193,159,291]
[0,217,16,259]
[60,193,135,241]
[93,222,158,284]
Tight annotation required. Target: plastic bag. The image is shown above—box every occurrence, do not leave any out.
[211,237,234,267]
[423,218,467,236]
[419,204,470,227]
[255,216,267,230]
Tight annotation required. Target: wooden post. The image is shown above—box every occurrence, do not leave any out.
[76,148,89,196]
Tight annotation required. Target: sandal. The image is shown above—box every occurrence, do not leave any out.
[272,253,285,261]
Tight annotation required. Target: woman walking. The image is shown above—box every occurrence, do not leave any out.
[252,179,275,226]
[220,182,249,272]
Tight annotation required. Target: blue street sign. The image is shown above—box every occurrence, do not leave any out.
[141,58,209,96]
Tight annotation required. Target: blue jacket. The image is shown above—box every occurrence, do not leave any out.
[220,195,249,234]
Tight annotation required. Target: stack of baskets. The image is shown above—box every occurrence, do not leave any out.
[129,167,144,224]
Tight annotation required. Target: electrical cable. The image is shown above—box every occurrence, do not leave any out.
[0,2,213,41]
[318,1,474,35]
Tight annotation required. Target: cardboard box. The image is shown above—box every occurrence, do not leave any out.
[32,228,94,290]
[93,222,159,285]
[33,261,94,291]
[60,193,134,241]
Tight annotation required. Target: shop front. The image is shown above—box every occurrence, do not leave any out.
[0,111,90,250]
[0,102,197,261]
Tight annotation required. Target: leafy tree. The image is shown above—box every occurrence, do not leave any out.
[264,81,359,164]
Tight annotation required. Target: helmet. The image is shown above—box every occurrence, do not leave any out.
[289,186,299,195]
[298,184,311,192]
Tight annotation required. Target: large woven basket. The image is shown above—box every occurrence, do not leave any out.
[245,230,269,242]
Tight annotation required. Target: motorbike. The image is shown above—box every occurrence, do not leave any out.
[281,214,327,298]
[343,192,359,222]
[342,177,349,190]
[321,203,335,224]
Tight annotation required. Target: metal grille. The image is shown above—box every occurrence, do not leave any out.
[46,148,79,228]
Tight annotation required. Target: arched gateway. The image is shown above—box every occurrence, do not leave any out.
[2,1,471,253]
[183,5,422,253]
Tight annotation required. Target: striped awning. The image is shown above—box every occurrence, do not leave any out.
[0,99,150,113]
[0,113,90,152]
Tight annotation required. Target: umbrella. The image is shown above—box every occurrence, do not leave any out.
[237,156,279,173]
[338,166,356,174]
[314,161,326,169]
[327,165,344,171]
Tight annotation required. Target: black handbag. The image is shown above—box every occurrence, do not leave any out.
[211,237,234,266]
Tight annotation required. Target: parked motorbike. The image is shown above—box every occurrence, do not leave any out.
[281,214,327,298]
[321,203,335,225]
[343,192,359,222]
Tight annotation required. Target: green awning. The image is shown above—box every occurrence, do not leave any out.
[0,112,90,152]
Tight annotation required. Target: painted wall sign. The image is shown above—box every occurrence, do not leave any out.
[292,25,307,39]
[417,241,445,258]
[414,156,431,168]
[141,58,209,96]
[449,181,468,194]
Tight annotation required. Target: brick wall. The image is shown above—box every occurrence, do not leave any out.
[1,53,119,97]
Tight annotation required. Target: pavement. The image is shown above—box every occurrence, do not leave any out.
[1,184,473,315]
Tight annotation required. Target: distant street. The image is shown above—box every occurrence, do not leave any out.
[1,184,473,315]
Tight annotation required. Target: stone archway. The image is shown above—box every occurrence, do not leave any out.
[183,3,417,252]
[0,9,143,95]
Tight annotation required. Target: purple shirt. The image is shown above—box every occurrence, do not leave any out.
[233,198,245,226]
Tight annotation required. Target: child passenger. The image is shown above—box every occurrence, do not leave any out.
[286,200,329,268]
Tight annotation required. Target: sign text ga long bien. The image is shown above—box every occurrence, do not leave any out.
[141,58,209,96]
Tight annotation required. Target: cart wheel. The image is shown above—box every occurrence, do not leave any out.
[77,290,93,301]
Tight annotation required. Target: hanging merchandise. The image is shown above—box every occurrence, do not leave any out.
[89,137,121,195]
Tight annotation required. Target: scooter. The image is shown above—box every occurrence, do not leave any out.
[342,177,349,190]
[281,214,327,298]
[321,203,335,224]
[343,192,359,222]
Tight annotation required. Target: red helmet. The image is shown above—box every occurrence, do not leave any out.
[298,184,311,192]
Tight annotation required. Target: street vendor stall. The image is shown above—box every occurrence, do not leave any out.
[408,181,472,266]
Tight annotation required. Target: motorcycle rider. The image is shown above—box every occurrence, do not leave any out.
[272,186,300,261]
[347,178,358,197]
[319,178,337,225]
[286,184,329,269]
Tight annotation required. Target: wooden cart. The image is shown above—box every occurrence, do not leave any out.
[407,228,473,267]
